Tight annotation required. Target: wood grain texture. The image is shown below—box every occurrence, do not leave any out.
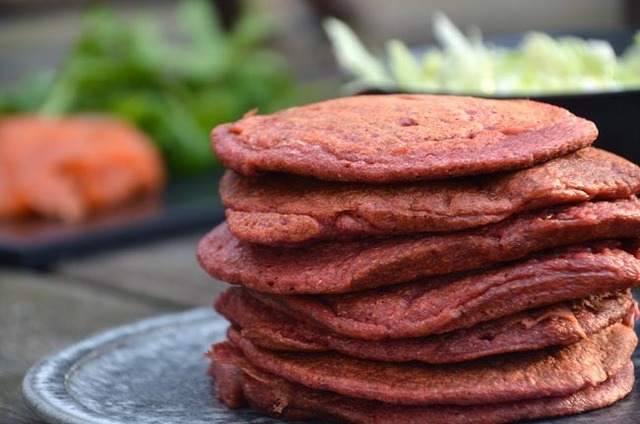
[0,269,177,423]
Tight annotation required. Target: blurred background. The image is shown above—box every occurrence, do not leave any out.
[1,0,640,87]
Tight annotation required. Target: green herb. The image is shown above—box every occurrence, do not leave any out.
[324,13,640,96]
[1,0,308,175]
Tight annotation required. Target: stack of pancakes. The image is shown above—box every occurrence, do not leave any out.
[197,94,640,423]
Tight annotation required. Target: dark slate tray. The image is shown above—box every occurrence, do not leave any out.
[0,172,224,268]
[21,307,640,424]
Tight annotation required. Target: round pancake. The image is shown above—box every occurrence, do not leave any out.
[249,242,640,339]
[221,148,640,245]
[209,323,636,406]
[212,95,597,183]
[197,197,640,294]
[210,355,635,424]
[216,287,636,363]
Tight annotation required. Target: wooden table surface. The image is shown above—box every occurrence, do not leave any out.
[0,231,227,423]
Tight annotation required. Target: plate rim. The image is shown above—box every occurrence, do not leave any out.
[21,307,223,424]
[20,305,640,424]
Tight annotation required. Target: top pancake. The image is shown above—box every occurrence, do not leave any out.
[212,94,597,183]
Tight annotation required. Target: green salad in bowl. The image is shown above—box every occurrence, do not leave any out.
[324,12,640,96]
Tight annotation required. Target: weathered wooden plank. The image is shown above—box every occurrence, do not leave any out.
[56,233,226,307]
[0,270,177,423]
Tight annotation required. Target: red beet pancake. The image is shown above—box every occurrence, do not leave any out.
[249,242,640,340]
[198,198,640,294]
[212,95,597,183]
[221,147,640,245]
[210,352,635,424]
[209,323,635,406]
[217,287,636,363]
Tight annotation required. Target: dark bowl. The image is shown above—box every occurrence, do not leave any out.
[493,28,640,164]
[529,89,640,163]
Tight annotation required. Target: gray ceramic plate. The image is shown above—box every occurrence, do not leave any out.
[22,308,640,424]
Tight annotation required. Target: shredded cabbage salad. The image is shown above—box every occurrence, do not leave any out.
[324,13,640,96]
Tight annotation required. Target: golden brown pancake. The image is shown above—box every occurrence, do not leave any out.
[221,148,640,245]
[212,95,597,183]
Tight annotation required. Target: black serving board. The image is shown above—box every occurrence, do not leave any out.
[0,172,225,268]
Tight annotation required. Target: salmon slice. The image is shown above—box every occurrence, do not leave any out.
[0,114,165,222]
